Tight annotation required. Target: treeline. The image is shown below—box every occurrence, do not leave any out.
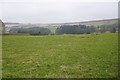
[9,27,51,35]
[56,24,118,35]
[9,23,118,35]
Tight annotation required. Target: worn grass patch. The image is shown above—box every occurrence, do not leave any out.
[2,33,118,78]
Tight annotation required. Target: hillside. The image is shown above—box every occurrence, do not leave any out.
[4,18,118,27]
[4,18,118,34]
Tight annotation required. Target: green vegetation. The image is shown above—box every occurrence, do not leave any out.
[85,21,117,27]
[2,33,118,78]
[43,26,58,34]
[56,24,117,35]
[9,27,51,35]
[9,23,118,35]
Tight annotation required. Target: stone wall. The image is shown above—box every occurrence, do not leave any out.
[0,20,5,34]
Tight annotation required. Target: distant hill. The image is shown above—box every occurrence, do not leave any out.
[47,18,118,26]
[4,23,19,25]
[32,18,118,27]
[4,18,118,28]
[4,18,118,34]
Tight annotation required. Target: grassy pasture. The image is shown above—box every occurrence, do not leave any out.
[84,21,117,27]
[2,33,118,78]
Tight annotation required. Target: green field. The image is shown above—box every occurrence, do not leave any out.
[43,26,58,34]
[84,21,117,27]
[2,33,118,78]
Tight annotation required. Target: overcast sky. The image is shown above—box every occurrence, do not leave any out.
[0,0,119,23]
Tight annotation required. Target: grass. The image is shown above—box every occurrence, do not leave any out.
[43,26,58,34]
[2,33,118,78]
[85,21,118,27]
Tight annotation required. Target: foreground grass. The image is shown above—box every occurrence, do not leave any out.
[2,33,118,78]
